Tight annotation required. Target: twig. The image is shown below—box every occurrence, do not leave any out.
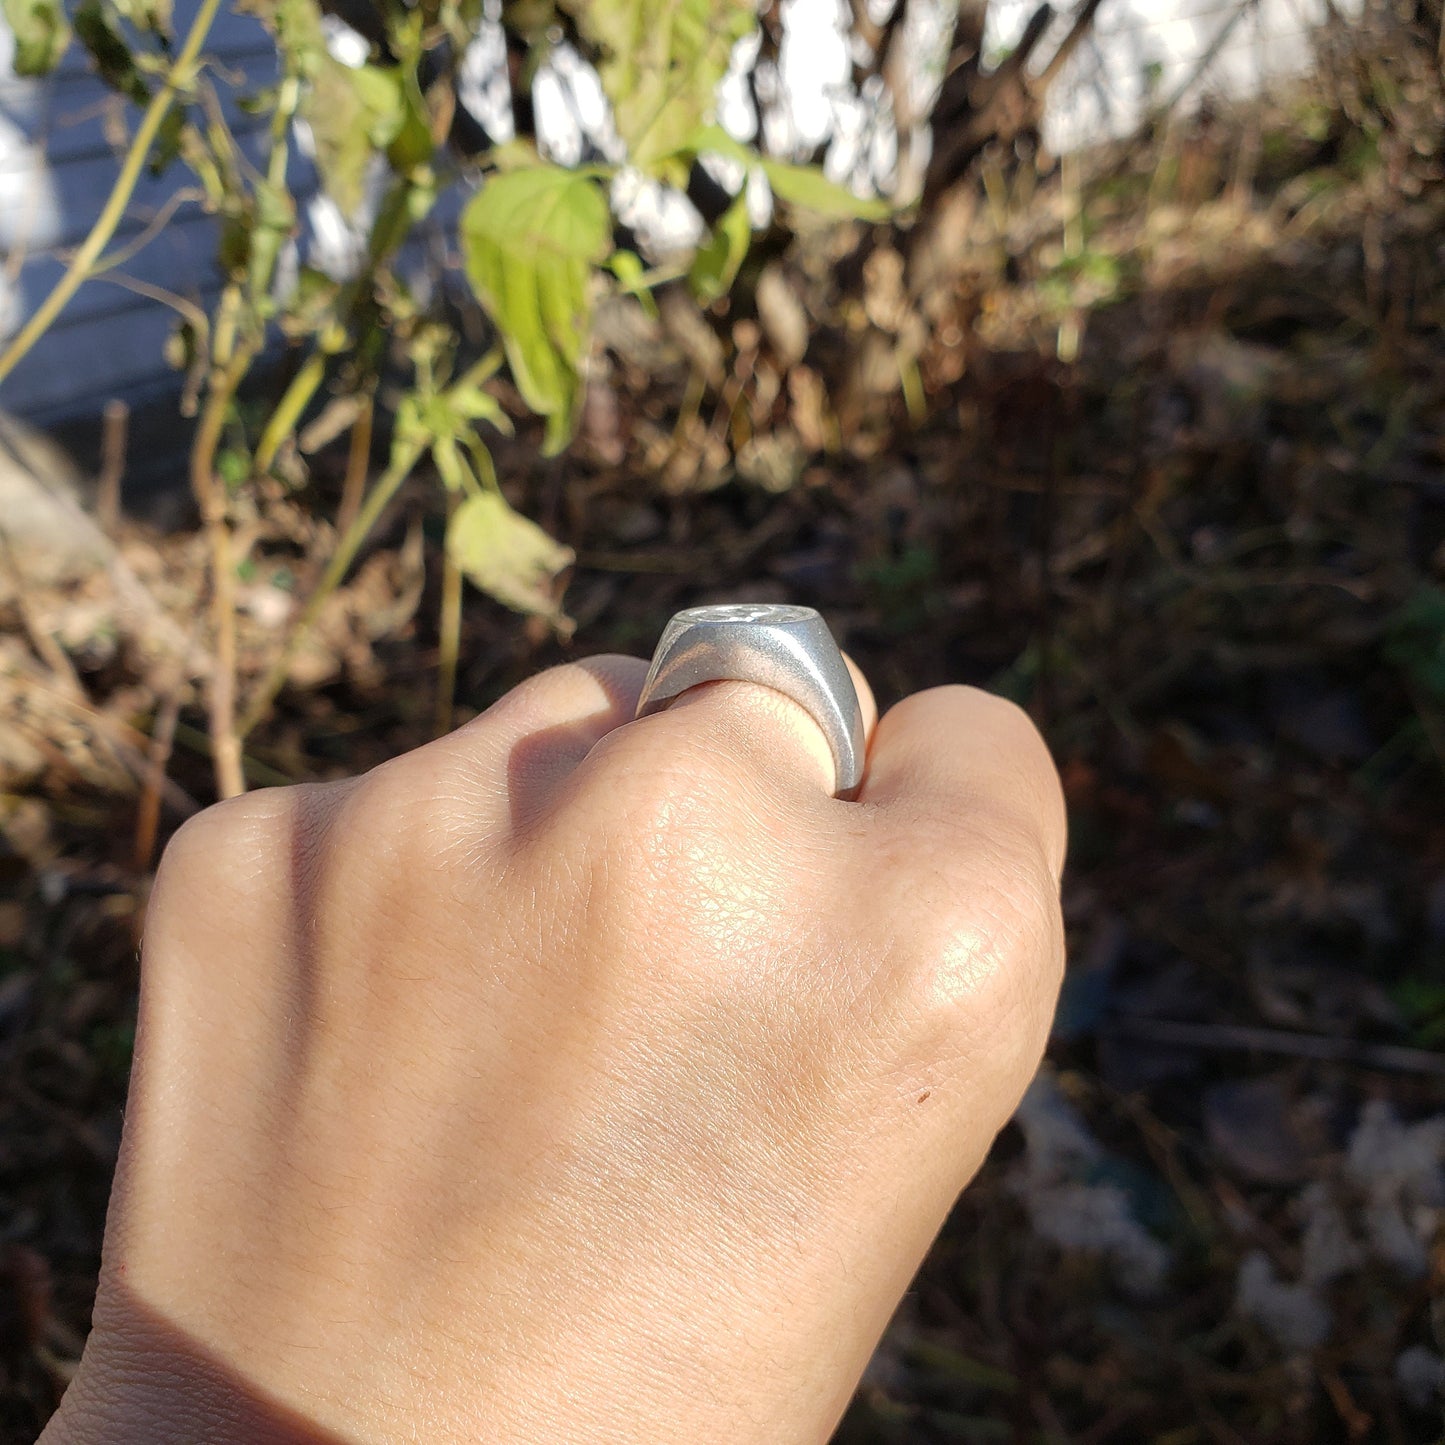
[0,537,84,698]
[190,336,256,799]
[1038,0,1108,91]
[86,186,206,274]
[5,664,200,817]
[80,269,212,342]
[334,393,375,543]
[919,2,1059,210]
[4,1080,117,1165]
[236,437,427,740]
[1150,0,1261,131]
[255,347,328,475]
[1109,1016,1445,1078]
[171,721,296,788]
[133,685,184,872]
[0,0,226,386]
[435,490,462,738]
[97,400,129,535]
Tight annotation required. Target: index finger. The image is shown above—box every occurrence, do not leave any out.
[860,686,1067,881]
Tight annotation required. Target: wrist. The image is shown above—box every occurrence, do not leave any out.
[40,1330,332,1445]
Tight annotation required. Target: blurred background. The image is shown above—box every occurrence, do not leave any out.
[1,0,1443,1440]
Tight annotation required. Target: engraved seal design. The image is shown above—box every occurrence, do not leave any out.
[672,604,818,626]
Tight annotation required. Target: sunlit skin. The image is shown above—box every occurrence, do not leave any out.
[41,654,1065,1445]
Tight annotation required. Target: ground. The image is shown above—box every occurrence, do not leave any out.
[2,14,1444,1443]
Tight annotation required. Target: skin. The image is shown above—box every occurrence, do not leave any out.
[41,653,1066,1445]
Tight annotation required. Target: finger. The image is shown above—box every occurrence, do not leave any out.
[433,654,650,827]
[861,686,1067,879]
[653,649,878,802]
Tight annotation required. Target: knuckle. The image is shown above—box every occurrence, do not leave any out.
[880,817,1064,1072]
[580,713,758,833]
[562,721,809,975]
[912,684,1047,755]
[147,787,331,958]
[157,788,297,889]
[892,686,1065,860]
[964,685,1040,740]
[342,748,479,869]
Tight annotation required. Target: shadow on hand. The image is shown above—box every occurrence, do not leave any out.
[45,1281,351,1445]
[504,656,645,829]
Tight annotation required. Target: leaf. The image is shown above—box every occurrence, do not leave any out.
[3,0,71,74]
[677,122,751,167]
[149,104,186,175]
[608,249,658,318]
[266,0,326,78]
[689,188,750,303]
[558,0,756,167]
[74,0,148,105]
[448,384,508,429]
[110,0,171,38]
[304,61,407,215]
[460,166,611,454]
[432,435,469,493]
[760,160,889,221]
[446,490,575,623]
[672,125,891,223]
[263,0,428,211]
[385,72,434,173]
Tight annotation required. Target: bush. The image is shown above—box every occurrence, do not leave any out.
[0,0,886,793]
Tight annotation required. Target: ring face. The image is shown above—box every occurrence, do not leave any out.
[635,603,865,800]
[671,603,817,625]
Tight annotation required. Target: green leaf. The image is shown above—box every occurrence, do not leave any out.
[110,0,171,38]
[558,0,756,167]
[3,0,71,74]
[672,125,891,223]
[689,188,751,303]
[608,249,658,318]
[678,122,752,167]
[262,0,429,212]
[305,61,407,215]
[432,435,469,493]
[448,384,508,428]
[446,490,575,623]
[459,166,611,454]
[266,0,326,77]
[385,73,434,174]
[74,0,149,105]
[760,160,889,221]
[149,104,186,174]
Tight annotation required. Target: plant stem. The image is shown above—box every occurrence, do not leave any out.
[335,394,375,542]
[133,684,184,871]
[435,490,462,737]
[191,340,256,799]
[255,348,328,473]
[237,438,427,740]
[0,0,226,386]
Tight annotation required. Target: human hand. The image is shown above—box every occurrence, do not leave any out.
[43,652,1065,1445]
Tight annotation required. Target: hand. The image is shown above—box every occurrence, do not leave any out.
[43,655,1066,1445]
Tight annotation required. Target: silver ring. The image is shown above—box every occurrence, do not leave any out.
[635,603,865,800]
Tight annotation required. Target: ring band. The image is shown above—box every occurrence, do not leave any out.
[635,603,865,800]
